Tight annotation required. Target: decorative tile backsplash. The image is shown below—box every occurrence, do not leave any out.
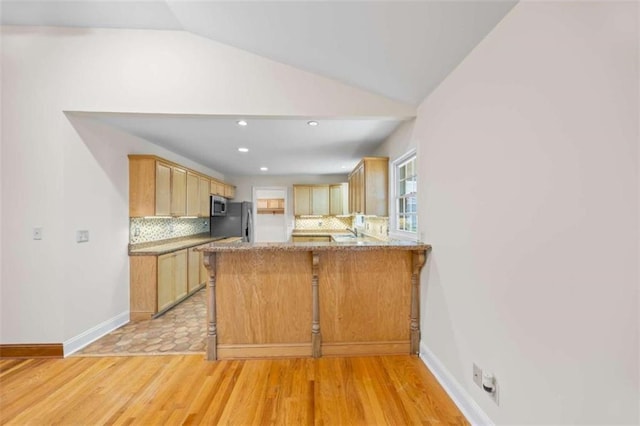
[294,216,353,230]
[358,216,389,241]
[130,217,210,244]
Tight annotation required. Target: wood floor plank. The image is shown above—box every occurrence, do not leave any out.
[0,355,469,425]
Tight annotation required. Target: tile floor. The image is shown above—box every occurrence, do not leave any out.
[77,288,206,356]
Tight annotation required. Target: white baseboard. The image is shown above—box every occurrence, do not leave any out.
[63,311,129,356]
[419,341,494,426]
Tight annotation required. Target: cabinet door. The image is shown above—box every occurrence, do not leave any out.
[155,162,171,216]
[157,253,174,311]
[199,177,210,217]
[174,249,188,301]
[362,158,389,217]
[330,184,343,215]
[355,166,365,214]
[293,186,311,215]
[187,247,201,293]
[311,186,330,215]
[171,167,187,216]
[186,172,200,216]
[224,185,236,199]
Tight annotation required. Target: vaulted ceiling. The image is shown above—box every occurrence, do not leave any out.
[2,1,517,176]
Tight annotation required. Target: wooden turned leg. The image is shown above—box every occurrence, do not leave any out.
[311,251,321,358]
[203,253,218,361]
[410,250,427,355]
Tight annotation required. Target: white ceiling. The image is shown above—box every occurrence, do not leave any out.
[83,113,403,176]
[1,0,517,176]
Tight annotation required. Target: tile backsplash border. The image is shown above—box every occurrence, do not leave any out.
[130,217,210,244]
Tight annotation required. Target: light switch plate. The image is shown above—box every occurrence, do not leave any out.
[76,230,89,243]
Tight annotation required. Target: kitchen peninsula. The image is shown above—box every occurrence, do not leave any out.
[197,239,430,361]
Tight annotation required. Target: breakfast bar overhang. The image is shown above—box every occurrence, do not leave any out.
[197,240,431,361]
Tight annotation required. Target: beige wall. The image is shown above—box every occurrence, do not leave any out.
[379,1,639,423]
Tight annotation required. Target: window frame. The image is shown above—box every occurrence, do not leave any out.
[390,150,418,240]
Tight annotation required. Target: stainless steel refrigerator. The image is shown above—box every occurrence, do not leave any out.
[210,201,253,242]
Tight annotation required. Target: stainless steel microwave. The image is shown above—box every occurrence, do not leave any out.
[211,195,227,216]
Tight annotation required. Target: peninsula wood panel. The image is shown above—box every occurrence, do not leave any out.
[216,251,312,345]
[319,250,412,344]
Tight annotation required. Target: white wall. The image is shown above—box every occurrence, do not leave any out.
[379,1,639,424]
[0,26,411,347]
[253,188,287,242]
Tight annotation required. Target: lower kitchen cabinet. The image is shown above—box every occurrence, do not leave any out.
[130,248,202,321]
[157,250,188,312]
[188,246,207,293]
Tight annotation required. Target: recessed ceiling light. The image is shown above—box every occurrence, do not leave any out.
[260,167,268,171]
[238,147,249,153]
[237,120,248,126]
[307,120,319,126]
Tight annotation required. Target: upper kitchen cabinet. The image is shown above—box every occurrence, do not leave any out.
[293,185,312,215]
[210,180,224,197]
[293,185,330,216]
[198,176,211,217]
[348,157,389,216]
[330,183,349,215]
[209,180,235,199]
[224,184,236,199]
[129,155,235,217]
[186,172,200,217]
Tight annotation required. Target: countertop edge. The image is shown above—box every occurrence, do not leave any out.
[129,236,227,256]
[196,242,431,253]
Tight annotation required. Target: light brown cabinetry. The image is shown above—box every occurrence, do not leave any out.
[348,157,389,216]
[311,186,330,215]
[130,247,202,320]
[293,185,330,216]
[155,162,172,216]
[157,249,188,312]
[129,155,236,217]
[188,246,205,293]
[186,172,200,217]
[293,186,311,215]
[210,180,223,197]
[330,183,348,215]
[199,176,210,217]
[170,167,187,216]
[224,184,236,199]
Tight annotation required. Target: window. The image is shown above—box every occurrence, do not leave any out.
[395,152,417,234]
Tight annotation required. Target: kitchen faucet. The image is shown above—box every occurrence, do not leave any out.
[347,227,359,237]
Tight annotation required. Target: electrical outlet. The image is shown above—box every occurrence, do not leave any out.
[473,363,482,388]
[33,227,43,240]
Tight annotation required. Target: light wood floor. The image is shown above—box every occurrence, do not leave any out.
[1,354,468,425]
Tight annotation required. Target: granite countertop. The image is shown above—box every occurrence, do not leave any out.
[197,239,430,253]
[129,234,231,256]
